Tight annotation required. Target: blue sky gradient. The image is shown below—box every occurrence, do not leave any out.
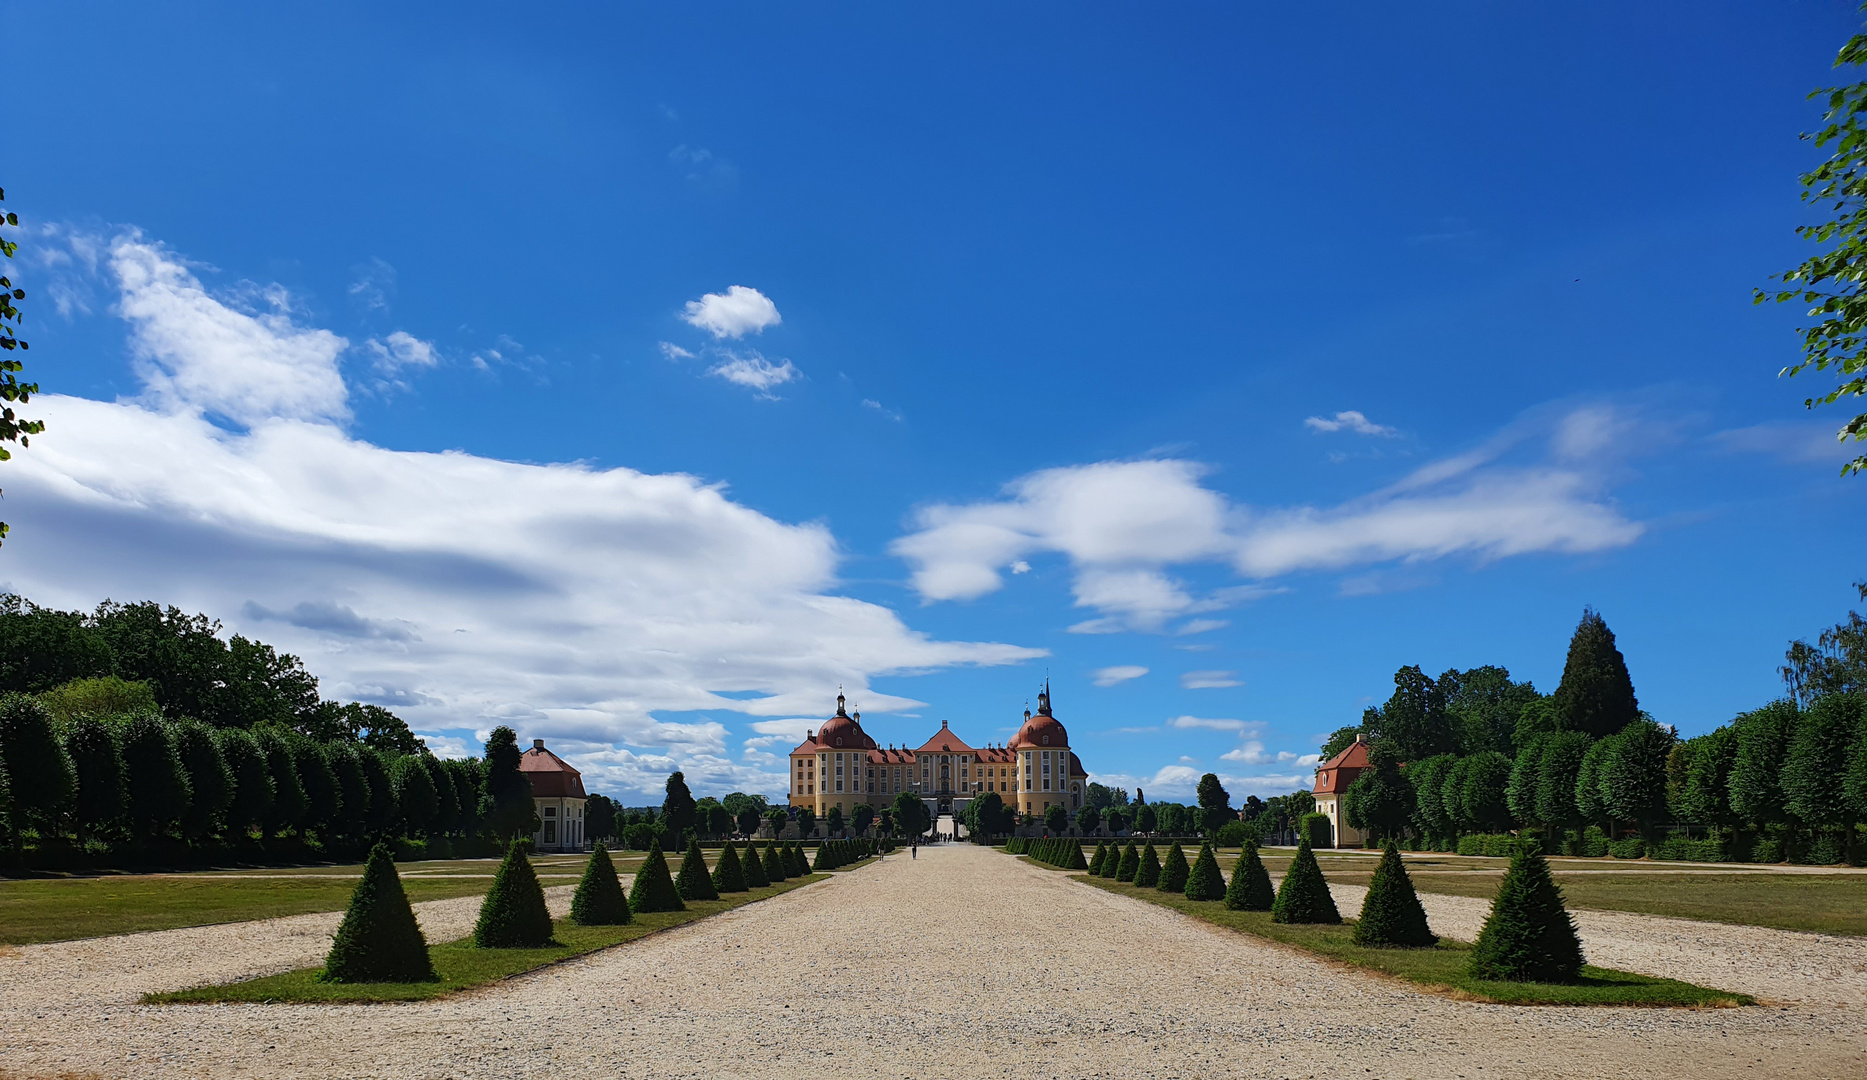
[1,3,1863,800]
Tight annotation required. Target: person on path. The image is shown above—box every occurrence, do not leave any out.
[911,842,917,859]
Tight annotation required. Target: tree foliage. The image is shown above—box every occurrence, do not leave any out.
[0,189,41,545]
[1782,583,1867,705]
[479,727,536,841]
[1760,27,1867,476]
[1362,666,1459,761]
[1550,608,1640,739]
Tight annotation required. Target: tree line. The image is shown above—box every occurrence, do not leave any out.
[1323,595,1867,863]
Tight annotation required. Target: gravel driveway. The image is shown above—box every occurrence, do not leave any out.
[0,845,1861,1080]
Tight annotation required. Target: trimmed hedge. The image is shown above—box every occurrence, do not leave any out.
[712,841,748,893]
[1158,843,1189,893]
[763,841,788,883]
[322,843,436,982]
[570,842,631,926]
[1300,812,1332,849]
[741,841,770,888]
[1353,842,1435,948]
[628,839,686,914]
[1116,841,1139,882]
[474,843,555,948]
[1271,837,1340,925]
[677,838,719,901]
[1225,843,1274,911]
[1184,842,1225,901]
[1469,844,1583,983]
[1134,843,1162,888]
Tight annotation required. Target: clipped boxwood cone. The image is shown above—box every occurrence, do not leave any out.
[1184,841,1225,901]
[1354,841,1435,947]
[677,838,719,901]
[322,843,436,983]
[474,841,556,948]
[741,841,770,888]
[712,839,749,893]
[629,839,686,914]
[1271,837,1341,925]
[1135,843,1162,888]
[1225,842,1275,911]
[763,841,788,882]
[571,842,631,926]
[1158,842,1189,893]
[1468,843,1583,982]
[1116,841,1140,881]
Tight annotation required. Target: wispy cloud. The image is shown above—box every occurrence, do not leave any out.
[1168,714,1245,731]
[1305,410,1397,437]
[707,350,799,397]
[1091,665,1148,687]
[1180,670,1242,689]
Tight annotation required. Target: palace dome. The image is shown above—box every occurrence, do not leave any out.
[816,692,874,750]
[1008,683,1068,749]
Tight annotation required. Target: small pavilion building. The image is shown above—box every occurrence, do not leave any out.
[521,738,588,853]
[1310,735,1372,848]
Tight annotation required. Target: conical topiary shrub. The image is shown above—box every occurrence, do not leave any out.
[712,840,749,893]
[1225,842,1275,911]
[1116,841,1140,882]
[1067,840,1089,870]
[629,839,686,914]
[474,842,556,948]
[763,841,787,883]
[1158,843,1190,893]
[1354,842,1435,947]
[1271,837,1341,925]
[1088,841,1108,875]
[1135,843,1162,888]
[322,843,436,982]
[1102,841,1123,878]
[571,842,632,926]
[741,841,770,888]
[813,842,837,871]
[1184,841,1225,901]
[1468,843,1584,982]
[676,838,719,901]
[786,841,808,877]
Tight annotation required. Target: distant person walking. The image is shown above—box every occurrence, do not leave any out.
[911,842,917,860]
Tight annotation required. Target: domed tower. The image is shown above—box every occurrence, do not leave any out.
[1007,680,1086,823]
[788,690,876,835]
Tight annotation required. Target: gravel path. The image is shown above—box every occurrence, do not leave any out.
[0,846,1862,1080]
[1323,882,1867,1007]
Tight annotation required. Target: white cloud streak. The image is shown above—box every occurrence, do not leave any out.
[706,350,799,396]
[1305,410,1397,436]
[1091,665,1148,687]
[892,412,1644,630]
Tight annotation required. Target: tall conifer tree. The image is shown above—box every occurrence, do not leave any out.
[1551,608,1641,738]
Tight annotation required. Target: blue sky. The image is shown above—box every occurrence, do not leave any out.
[1,2,1863,802]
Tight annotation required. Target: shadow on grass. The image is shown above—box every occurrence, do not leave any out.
[1073,874,1752,1007]
[147,875,827,1004]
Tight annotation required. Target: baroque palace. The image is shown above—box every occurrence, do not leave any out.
[788,683,1089,825]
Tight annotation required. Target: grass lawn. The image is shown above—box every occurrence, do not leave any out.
[1074,874,1752,1007]
[147,875,826,1004]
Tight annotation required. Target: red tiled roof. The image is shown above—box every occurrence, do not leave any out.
[520,743,587,799]
[1311,736,1371,795]
[978,746,1016,763]
[1069,752,1086,777]
[1008,713,1067,750]
[789,732,820,757]
[868,747,915,764]
[915,720,975,755]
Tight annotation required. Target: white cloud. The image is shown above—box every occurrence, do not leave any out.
[1180,670,1242,689]
[1009,560,1031,574]
[1712,421,1861,464]
[892,414,1644,630]
[707,350,799,397]
[680,285,781,339]
[348,257,396,313]
[364,330,439,374]
[1305,410,1398,437]
[1091,665,1148,687]
[658,341,696,361]
[1176,618,1229,635]
[113,234,350,427]
[3,237,1043,801]
[1219,741,1313,766]
[1168,715,1245,731]
[861,398,903,421]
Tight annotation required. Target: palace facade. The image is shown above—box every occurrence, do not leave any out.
[788,683,1089,826]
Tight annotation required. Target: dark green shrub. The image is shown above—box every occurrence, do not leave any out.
[1225,843,1274,910]
[1158,842,1189,892]
[1271,838,1341,924]
[1607,837,1646,859]
[1354,842,1436,947]
[63,717,125,843]
[1134,843,1162,888]
[1653,832,1727,862]
[1066,840,1088,870]
[1116,841,1139,881]
[571,843,631,925]
[1468,844,1584,982]
[474,842,555,948]
[322,843,436,982]
[1087,841,1108,874]
[1184,842,1225,901]
[676,838,719,901]
[786,841,808,877]
[121,713,192,838]
[216,728,273,837]
[1101,841,1121,878]
[172,718,235,840]
[1300,811,1332,848]
[742,841,770,887]
[712,839,748,893]
[0,693,76,825]
[629,839,685,913]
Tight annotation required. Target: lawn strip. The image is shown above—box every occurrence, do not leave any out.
[1073,874,1751,1007]
[146,875,827,1004]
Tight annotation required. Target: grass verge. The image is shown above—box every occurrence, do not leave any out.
[147,875,826,1004]
[1074,874,1752,1007]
